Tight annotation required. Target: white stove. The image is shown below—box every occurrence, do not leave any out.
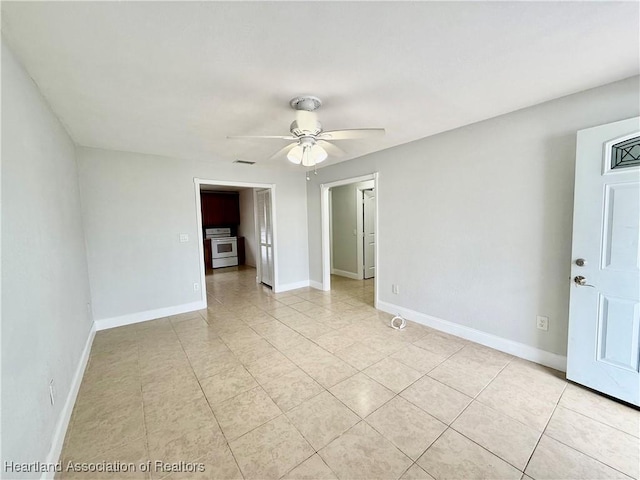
[205,228,238,268]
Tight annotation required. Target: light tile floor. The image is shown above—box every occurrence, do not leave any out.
[60,267,640,480]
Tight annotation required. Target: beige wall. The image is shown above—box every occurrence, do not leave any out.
[77,147,309,321]
[2,41,93,475]
[307,76,640,357]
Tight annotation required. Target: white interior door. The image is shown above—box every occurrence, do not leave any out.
[363,189,376,279]
[567,117,640,406]
[256,189,274,287]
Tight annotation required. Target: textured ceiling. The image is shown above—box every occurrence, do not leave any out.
[2,1,639,169]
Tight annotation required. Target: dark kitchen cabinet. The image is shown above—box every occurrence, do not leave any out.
[203,238,212,270]
[237,237,245,266]
[201,192,240,226]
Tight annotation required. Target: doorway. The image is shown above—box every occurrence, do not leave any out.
[194,179,278,306]
[321,173,379,306]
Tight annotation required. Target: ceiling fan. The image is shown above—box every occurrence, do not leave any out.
[228,95,385,169]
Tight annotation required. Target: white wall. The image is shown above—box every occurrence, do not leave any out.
[1,41,93,476]
[238,189,257,267]
[307,76,640,357]
[77,147,309,322]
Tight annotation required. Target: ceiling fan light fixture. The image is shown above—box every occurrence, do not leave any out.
[310,143,328,164]
[301,147,314,167]
[287,144,303,164]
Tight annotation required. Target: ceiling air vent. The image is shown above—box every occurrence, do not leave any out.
[233,160,255,165]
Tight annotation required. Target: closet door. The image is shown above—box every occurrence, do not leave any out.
[256,189,274,287]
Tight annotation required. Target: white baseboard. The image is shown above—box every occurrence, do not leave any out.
[331,268,361,280]
[94,300,206,331]
[377,300,567,372]
[42,323,96,479]
[275,280,310,293]
[309,280,324,291]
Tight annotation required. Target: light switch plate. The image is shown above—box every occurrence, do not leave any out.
[179,233,189,243]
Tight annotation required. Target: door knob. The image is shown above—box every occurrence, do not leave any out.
[574,275,595,288]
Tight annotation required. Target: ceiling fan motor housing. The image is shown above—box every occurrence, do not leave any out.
[290,120,322,137]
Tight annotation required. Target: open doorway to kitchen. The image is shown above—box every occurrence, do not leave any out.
[194,179,277,308]
[321,173,378,307]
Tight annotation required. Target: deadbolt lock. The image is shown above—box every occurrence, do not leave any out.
[575,258,587,267]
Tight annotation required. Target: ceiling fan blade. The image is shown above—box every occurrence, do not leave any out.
[227,135,297,140]
[317,140,346,156]
[317,128,385,140]
[295,110,319,132]
[267,142,297,161]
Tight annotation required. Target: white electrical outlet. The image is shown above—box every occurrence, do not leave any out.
[536,316,549,331]
[179,233,189,243]
[193,283,200,291]
[392,284,400,294]
[49,379,56,406]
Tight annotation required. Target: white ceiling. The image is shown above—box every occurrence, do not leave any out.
[2,1,638,169]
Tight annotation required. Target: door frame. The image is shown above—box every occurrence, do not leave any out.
[320,173,379,307]
[193,178,278,306]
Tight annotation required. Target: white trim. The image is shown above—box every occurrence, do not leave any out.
[373,176,379,308]
[94,301,206,331]
[253,188,261,284]
[42,324,96,479]
[331,268,361,280]
[320,173,379,306]
[270,186,280,290]
[275,280,310,293]
[194,178,274,189]
[329,191,334,273]
[309,280,324,290]
[355,188,364,281]
[321,186,331,290]
[193,179,208,309]
[377,300,567,372]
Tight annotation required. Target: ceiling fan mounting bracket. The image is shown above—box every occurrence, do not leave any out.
[289,95,322,112]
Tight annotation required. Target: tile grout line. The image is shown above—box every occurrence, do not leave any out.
[133,327,153,480]
[422,357,528,476]
[195,296,331,476]
[520,381,567,477]
[533,394,638,479]
[168,315,247,480]
[553,389,640,438]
